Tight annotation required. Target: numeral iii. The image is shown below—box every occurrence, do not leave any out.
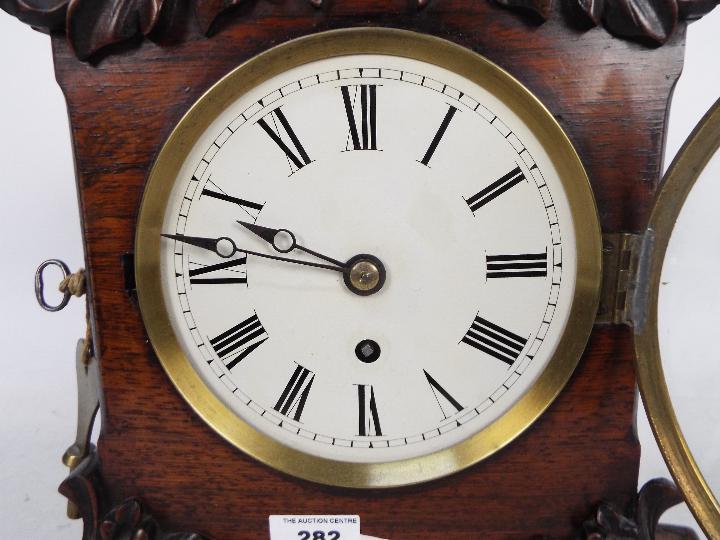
[461,315,527,365]
[486,252,547,278]
[341,85,378,151]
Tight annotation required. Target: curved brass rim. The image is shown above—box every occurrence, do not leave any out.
[634,98,720,537]
[135,28,602,488]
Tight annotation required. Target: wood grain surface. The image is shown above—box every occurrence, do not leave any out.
[50,0,687,537]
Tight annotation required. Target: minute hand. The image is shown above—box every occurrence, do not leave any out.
[236,220,346,268]
[161,234,344,272]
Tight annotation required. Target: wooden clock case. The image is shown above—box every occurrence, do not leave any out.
[4,0,718,538]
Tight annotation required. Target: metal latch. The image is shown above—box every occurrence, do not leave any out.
[597,232,642,325]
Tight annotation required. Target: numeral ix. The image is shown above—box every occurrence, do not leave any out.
[461,315,527,365]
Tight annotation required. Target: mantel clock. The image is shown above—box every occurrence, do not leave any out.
[3,0,719,538]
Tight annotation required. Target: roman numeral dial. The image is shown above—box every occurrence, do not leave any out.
[461,315,528,365]
[158,55,577,468]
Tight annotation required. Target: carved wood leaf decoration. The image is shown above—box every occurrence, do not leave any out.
[67,0,166,59]
[494,0,718,44]
[194,0,244,35]
[0,0,718,59]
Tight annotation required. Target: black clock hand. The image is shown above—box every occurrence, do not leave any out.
[161,234,344,272]
[236,220,346,269]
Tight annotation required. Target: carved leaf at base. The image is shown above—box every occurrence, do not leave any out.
[59,449,210,540]
[100,498,207,540]
[581,478,698,540]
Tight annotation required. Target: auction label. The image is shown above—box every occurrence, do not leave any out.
[269,515,361,540]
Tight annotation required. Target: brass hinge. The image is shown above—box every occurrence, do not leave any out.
[596,232,642,325]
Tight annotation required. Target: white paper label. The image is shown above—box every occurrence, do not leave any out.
[269,515,361,540]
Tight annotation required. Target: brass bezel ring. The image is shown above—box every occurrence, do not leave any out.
[135,28,602,488]
[634,97,720,538]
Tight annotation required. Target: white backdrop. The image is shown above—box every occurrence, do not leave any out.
[0,11,718,539]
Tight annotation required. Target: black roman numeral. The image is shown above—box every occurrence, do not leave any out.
[420,105,458,166]
[257,106,311,173]
[423,370,463,419]
[201,180,264,221]
[189,256,247,285]
[357,384,382,436]
[486,252,547,279]
[341,85,378,151]
[465,166,526,212]
[274,364,314,422]
[209,313,268,370]
[461,315,527,365]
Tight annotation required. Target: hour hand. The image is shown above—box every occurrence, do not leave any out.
[161,233,239,258]
[236,220,346,268]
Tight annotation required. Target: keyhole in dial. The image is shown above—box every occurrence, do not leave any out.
[355,339,381,363]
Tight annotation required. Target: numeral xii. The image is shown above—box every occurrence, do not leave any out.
[341,84,378,151]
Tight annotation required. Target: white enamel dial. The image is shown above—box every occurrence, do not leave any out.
[157,53,578,464]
